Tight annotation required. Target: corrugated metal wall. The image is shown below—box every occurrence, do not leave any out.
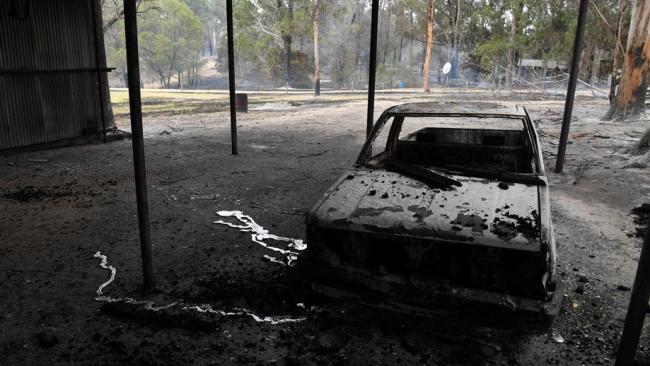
[0,0,114,150]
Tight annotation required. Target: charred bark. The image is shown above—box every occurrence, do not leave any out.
[606,0,650,120]
[591,46,602,85]
[282,0,294,91]
[283,35,292,90]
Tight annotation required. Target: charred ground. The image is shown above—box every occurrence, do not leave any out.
[0,90,649,365]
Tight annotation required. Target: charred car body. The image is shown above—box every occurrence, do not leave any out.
[305,102,559,316]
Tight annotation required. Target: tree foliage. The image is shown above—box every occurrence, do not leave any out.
[103,0,639,97]
[104,0,204,88]
[138,0,204,88]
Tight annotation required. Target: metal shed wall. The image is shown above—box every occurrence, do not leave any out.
[0,0,114,150]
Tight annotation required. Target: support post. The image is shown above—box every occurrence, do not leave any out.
[226,0,238,155]
[616,224,650,366]
[366,0,379,137]
[554,0,589,173]
[123,0,154,291]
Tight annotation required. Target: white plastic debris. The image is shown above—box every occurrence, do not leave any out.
[551,332,565,344]
[93,251,306,324]
[94,251,116,296]
[215,210,307,266]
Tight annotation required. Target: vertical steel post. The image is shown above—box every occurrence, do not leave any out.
[366,0,379,137]
[554,0,589,173]
[226,0,238,155]
[123,0,154,291]
[616,225,650,366]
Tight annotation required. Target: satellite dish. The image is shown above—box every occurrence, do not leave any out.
[442,62,452,75]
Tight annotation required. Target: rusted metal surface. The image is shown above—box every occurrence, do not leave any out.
[0,0,114,150]
[306,102,558,316]
[387,102,526,117]
[310,170,542,251]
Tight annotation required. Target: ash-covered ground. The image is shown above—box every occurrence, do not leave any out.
[1,90,649,365]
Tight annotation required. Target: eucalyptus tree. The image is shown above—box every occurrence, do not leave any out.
[605,0,649,121]
[138,0,204,88]
[235,0,312,89]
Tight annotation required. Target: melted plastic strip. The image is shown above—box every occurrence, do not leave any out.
[93,251,306,324]
[183,305,306,325]
[94,251,116,296]
[214,210,307,266]
[263,254,287,265]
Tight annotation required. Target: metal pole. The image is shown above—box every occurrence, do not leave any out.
[616,225,650,366]
[123,0,154,291]
[554,0,589,173]
[226,0,238,155]
[366,0,379,137]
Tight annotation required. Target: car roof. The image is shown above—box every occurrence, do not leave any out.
[386,102,527,118]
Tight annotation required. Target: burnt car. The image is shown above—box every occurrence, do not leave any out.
[304,102,559,316]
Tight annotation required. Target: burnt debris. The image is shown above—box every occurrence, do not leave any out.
[631,203,649,239]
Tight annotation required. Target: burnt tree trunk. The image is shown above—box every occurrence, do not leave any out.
[312,0,321,96]
[606,0,650,120]
[591,46,602,85]
[282,0,294,91]
[283,35,292,90]
[423,0,433,92]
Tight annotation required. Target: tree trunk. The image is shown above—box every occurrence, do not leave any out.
[505,1,519,89]
[283,0,294,91]
[450,0,461,79]
[283,35,292,90]
[408,11,414,71]
[591,46,602,85]
[606,0,650,120]
[423,0,434,92]
[383,6,391,66]
[398,37,403,64]
[580,45,593,81]
[610,0,627,104]
[313,0,321,96]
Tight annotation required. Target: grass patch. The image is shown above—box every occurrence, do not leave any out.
[109,89,396,117]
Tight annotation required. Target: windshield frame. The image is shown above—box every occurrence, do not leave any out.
[355,108,544,181]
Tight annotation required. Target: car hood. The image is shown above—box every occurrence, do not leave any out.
[310,169,541,251]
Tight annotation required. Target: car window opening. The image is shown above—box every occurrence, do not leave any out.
[364,115,542,185]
